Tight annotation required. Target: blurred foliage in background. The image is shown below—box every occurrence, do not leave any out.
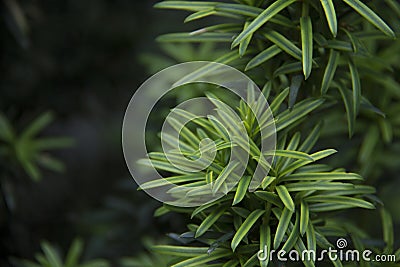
[0,0,191,266]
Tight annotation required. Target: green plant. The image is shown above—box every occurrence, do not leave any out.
[142,89,398,266]
[10,238,109,267]
[0,111,74,266]
[0,111,73,212]
[134,0,400,266]
[0,111,73,181]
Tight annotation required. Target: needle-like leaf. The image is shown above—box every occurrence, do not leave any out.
[154,1,217,12]
[321,49,339,94]
[231,209,265,251]
[300,201,309,236]
[342,0,395,38]
[276,185,295,211]
[320,0,337,37]
[264,31,302,61]
[232,0,296,47]
[245,45,281,71]
[195,206,226,237]
[348,59,361,116]
[274,207,294,248]
[300,16,313,79]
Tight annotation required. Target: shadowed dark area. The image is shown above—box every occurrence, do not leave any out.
[0,0,187,265]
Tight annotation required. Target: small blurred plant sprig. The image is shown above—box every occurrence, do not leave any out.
[0,111,74,182]
[10,238,109,267]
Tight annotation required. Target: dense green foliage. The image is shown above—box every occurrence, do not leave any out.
[137,0,400,266]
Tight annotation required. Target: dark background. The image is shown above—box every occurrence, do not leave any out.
[0,0,190,264]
